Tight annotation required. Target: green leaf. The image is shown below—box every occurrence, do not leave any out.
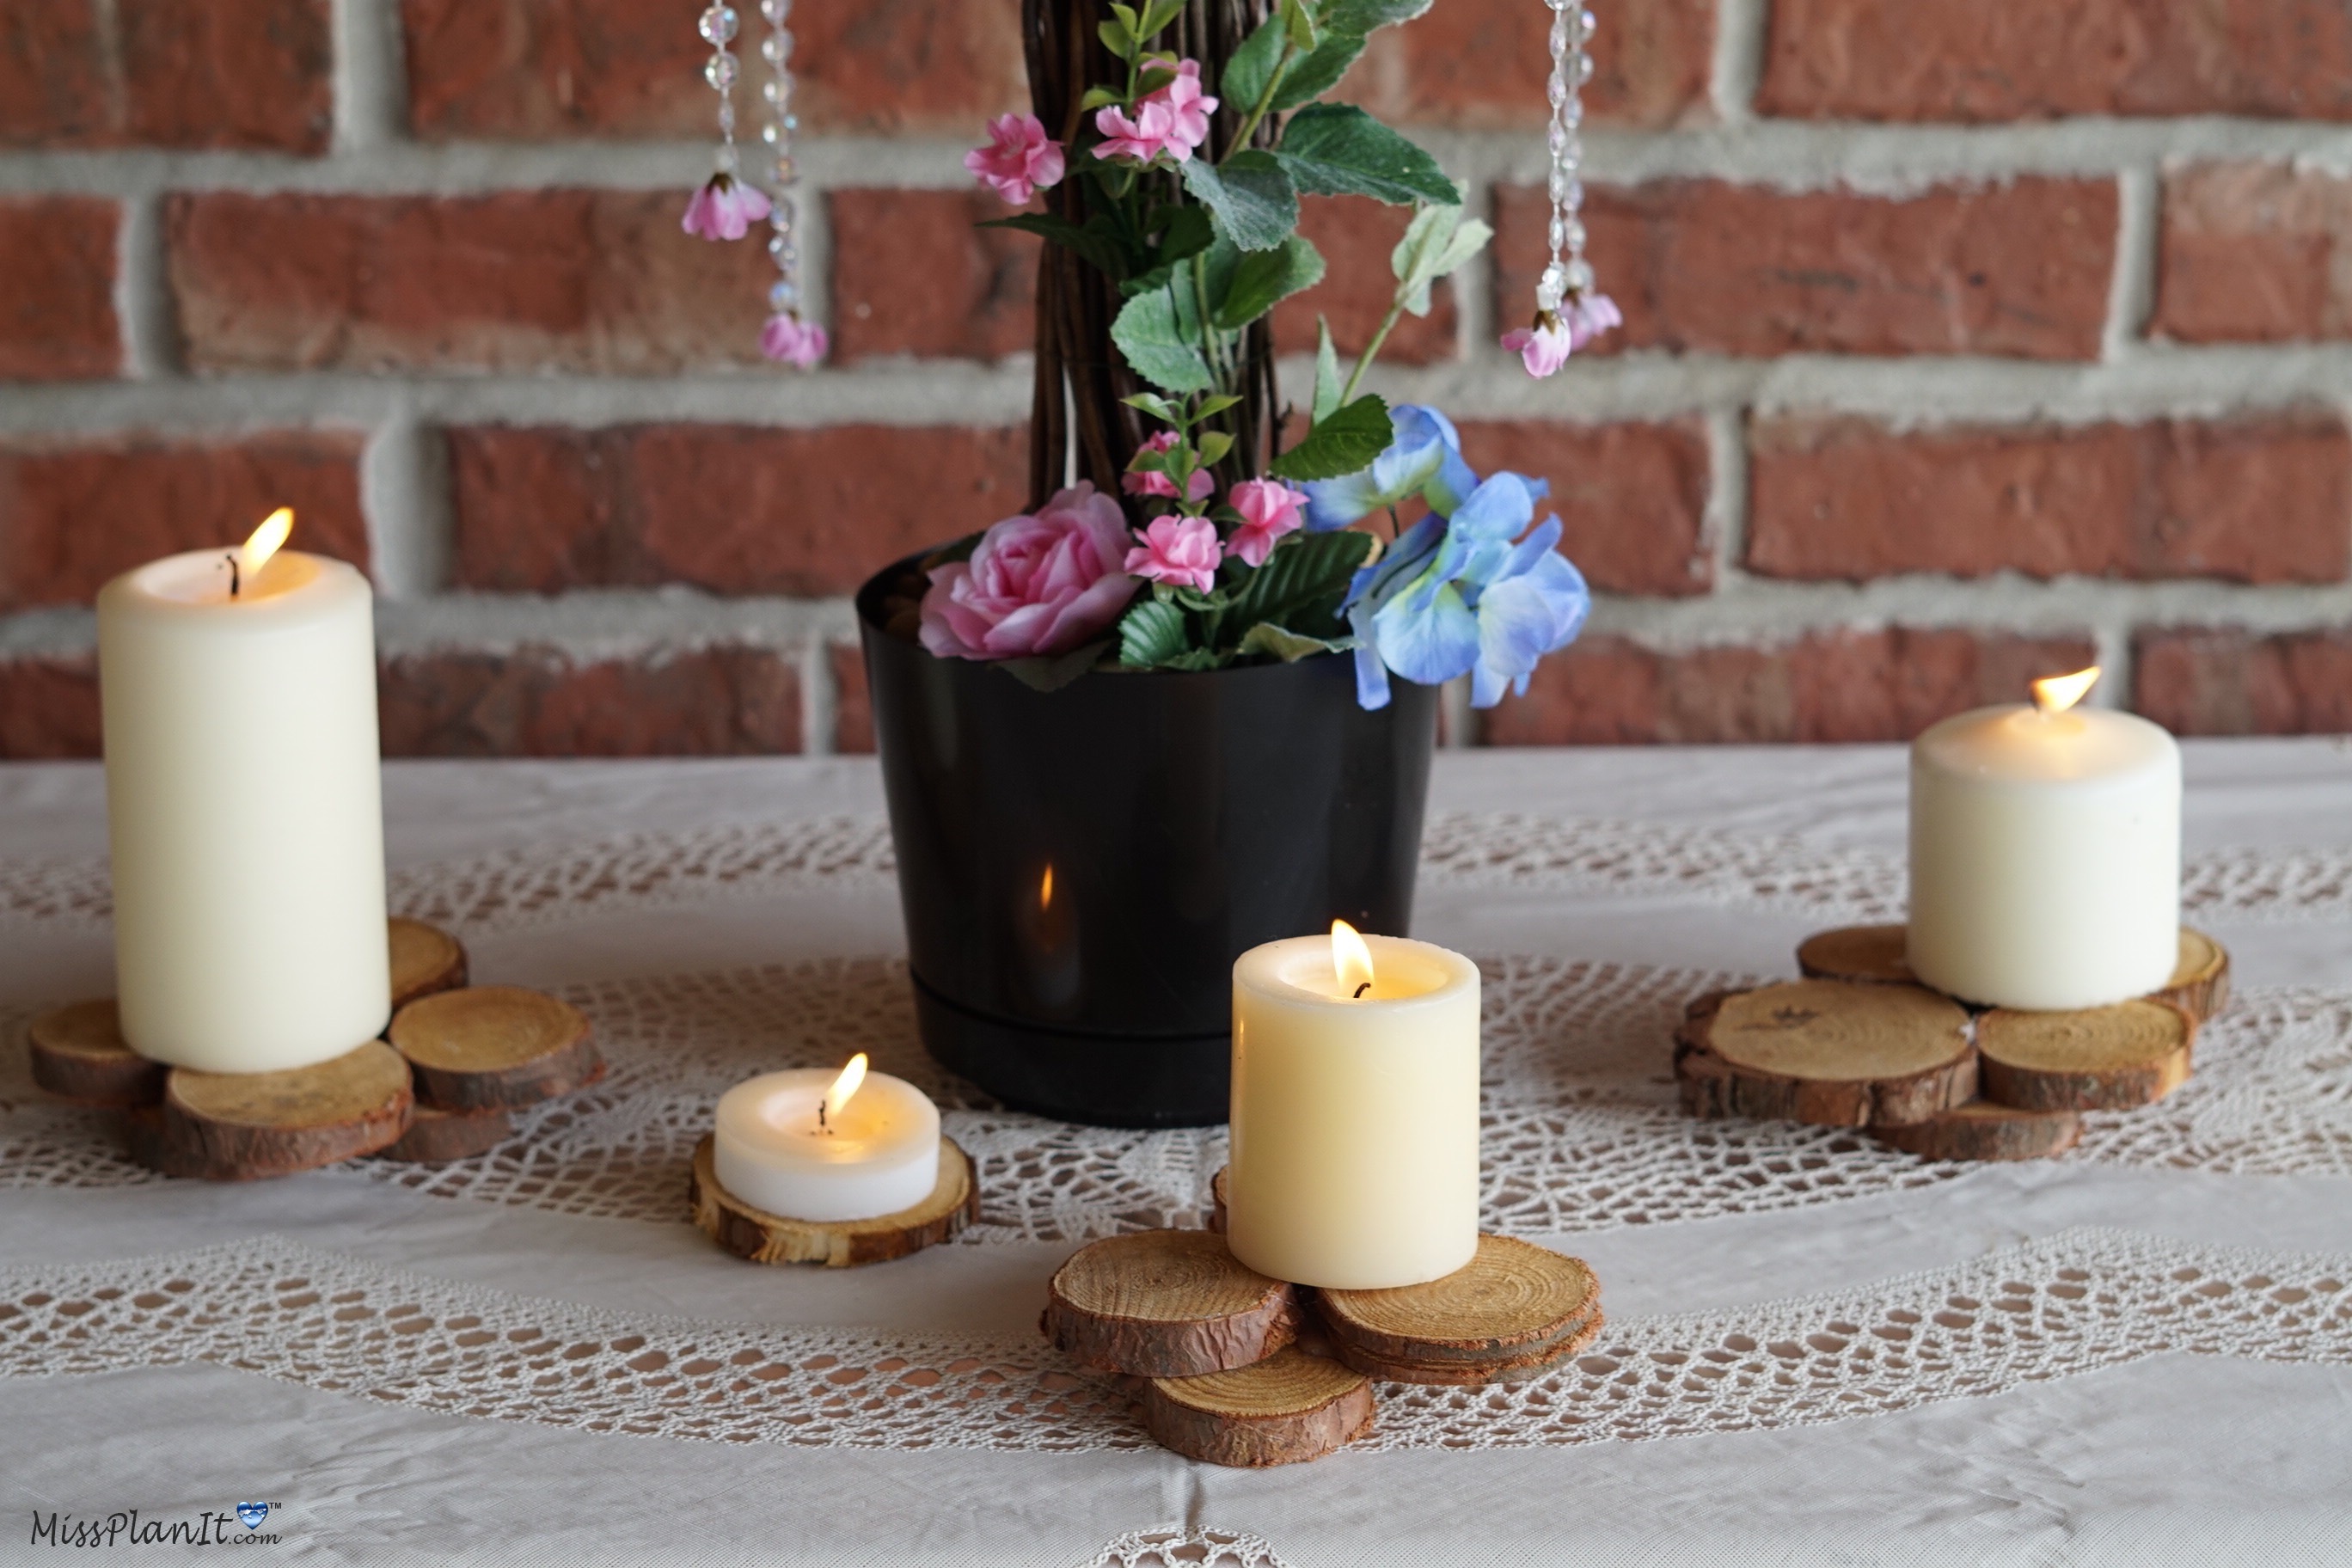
[1181,150,1299,253]
[1219,14,1288,111]
[1222,529,1374,638]
[1214,234,1325,329]
[1274,103,1459,206]
[1196,393,1243,420]
[1138,0,1186,38]
[1121,391,1183,425]
[1269,393,1393,481]
[1195,429,1235,466]
[1099,16,1136,60]
[1324,0,1434,33]
[1388,203,1487,316]
[1118,597,1193,668]
[1313,315,1343,423]
[980,213,1130,282]
[1080,85,1123,110]
[1270,31,1368,109]
[1119,204,1216,297]
[996,638,1113,691]
[1238,622,1351,663]
[1112,286,1214,393]
[1282,0,1320,51]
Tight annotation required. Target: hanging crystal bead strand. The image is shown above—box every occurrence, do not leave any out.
[701,4,741,175]
[757,0,826,367]
[1504,0,1615,373]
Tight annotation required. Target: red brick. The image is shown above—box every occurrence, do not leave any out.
[2155,163,2352,345]
[1271,198,1456,365]
[1454,420,1712,596]
[449,425,1029,597]
[1758,0,2352,123]
[0,434,368,609]
[831,643,873,755]
[1344,0,1713,130]
[1495,178,2116,361]
[0,655,100,759]
[0,197,119,379]
[1749,415,2352,585]
[401,0,1026,139]
[830,190,1035,364]
[1483,628,2099,744]
[0,0,329,151]
[165,191,775,375]
[379,646,803,756]
[2135,629,2352,736]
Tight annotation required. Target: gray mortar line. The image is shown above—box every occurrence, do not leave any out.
[361,408,448,600]
[111,191,174,379]
[799,629,837,756]
[1701,404,1748,590]
[2104,165,2159,361]
[330,0,407,153]
[1709,0,1767,125]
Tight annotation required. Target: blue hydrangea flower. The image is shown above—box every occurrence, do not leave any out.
[1302,406,1480,530]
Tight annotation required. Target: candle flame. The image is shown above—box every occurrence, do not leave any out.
[1039,865,1054,911]
[241,507,294,581]
[1332,919,1375,1000]
[2030,665,2100,715]
[823,1052,868,1123]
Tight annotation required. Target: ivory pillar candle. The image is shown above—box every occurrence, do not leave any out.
[1908,668,2181,1012]
[714,1056,942,1221]
[1227,925,1479,1290]
[97,515,391,1073]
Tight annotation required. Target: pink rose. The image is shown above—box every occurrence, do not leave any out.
[965,113,1066,206]
[1223,478,1308,568]
[1122,431,1215,502]
[1124,514,1222,592]
[681,173,772,242]
[760,313,827,370]
[920,483,1138,660]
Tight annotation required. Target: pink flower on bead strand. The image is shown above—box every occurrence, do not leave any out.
[761,313,828,371]
[1223,478,1308,568]
[1499,292,1623,379]
[965,113,1067,206]
[681,173,772,242]
[1121,432,1215,502]
[1124,514,1222,592]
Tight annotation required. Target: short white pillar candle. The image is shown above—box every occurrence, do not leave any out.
[1908,667,2181,1011]
[713,1056,942,1222]
[1227,924,1480,1290]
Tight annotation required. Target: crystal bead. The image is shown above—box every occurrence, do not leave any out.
[1571,52,1594,84]
[1581,9,1597,34]
[1548,123,1568,155]
[769,280,800,310]
[1537,261,1568,309]
[698,5,738,46]
[1549,78,1569,108]
[763,30,795,64]
[761,122,781,144]
[763,78,787,104]
[783,113,799,132]
[1564,258,1595,293]
[1547,217,1565,253]
[704,52,738,91]
[761,0,791,21]
[768,236,798,265]
[771,154,797,183]
[1560,217,1586,252]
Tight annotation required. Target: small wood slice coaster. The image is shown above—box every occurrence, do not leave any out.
[1977,1001,2194,1112]
[2153,928,2231,1024]
[1871,1100,2083,1162]
[1331,1318,1603,1387]
[689,1133,977,1267]
[27,999,165,1109]
[1795,924,1914,986]
[148,1041,414,1180]
[1142,1347,1373,1467]
[1209,1165,1229,1234]
[1316,1234,1600,1387]
[389,986,600,1112]
[389,917,469,1010]
[1044,1229,1301,1378]
[377,1104,513,1163]
[1675,980,1975,1128]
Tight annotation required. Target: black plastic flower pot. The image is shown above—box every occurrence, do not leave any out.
[857,555,1438,1128]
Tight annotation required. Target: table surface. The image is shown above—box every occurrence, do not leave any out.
[3,740,2351,1566]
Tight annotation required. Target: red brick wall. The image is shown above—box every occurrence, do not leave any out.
[3,0,2349,756]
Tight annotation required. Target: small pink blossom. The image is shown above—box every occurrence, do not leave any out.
[1501,291,1623,379]
[1093,98,1185,165]
[1223,478,1308,568]
[761,312,828,370]
[681,173,772,242]
[1563,291,1623,350]
[1148,60,1217,156]
[920,484,1137,660]
[1124,514,1222,591]
[965,113,1066,205]
[1122,432,1215,502]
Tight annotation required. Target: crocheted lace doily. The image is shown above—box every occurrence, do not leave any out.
[6,812,2350,934]
[9,959,2352,1235]
[1081,1527,1289,1568]
[2,1228,2345,1453]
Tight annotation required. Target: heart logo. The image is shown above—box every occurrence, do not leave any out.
[235,1504,269,1530]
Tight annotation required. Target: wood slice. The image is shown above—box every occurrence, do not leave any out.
[1209,1165,1228,1234]
[1316,1234,1599,1368]
[151,1042,414,1179]
[389,986,600,1112]
[1977,1001,2194,1112]
[1142,1347,1373,1467]
[1795,924,1914,985]
[389,917,469,1010]
[27,999,165,1109]
[689,1133,977,1267]
[1044,1229,1301,1378]
[2153,928,2231,1024]
[1871,1100,2083,1162]
[1675,980,1975,1127]
[377,1104,513,1163]
[1331,1312,1603,1387]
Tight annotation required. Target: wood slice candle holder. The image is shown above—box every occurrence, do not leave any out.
[1796,924,2231,1024]
[389,987,602,1112]
[389,917,469,1010]
[689,1133,977,1267]
[378,1104,514,1163]
[27,1000,166,1109]
[146,1042,414,1180]
[1869,1100,2083,1162]
[1044,1230,1301,1377]
[1316,1234,1602,1387]
[1675,981,1975,1128]
[1975,1001,2194,1111]
[2154,928,2231,1024]
[1141,1347,1374,1467]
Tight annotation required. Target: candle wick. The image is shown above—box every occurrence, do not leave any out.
[817,1100,827,1132]
[1352,981,1370,999]
[225,552,241,599]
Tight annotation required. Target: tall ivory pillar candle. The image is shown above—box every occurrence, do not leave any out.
[1908,670,2180,1012]
[1228,926,1479,1289]
[97,521,391,1072]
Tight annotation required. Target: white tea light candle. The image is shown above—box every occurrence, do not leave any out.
[714,1055,943,1222]
[98,511,392,1073]
[1908,666,2181,1011]
[1227,923,1479,1290]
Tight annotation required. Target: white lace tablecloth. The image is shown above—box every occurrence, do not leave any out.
[3,742,2352,1566]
